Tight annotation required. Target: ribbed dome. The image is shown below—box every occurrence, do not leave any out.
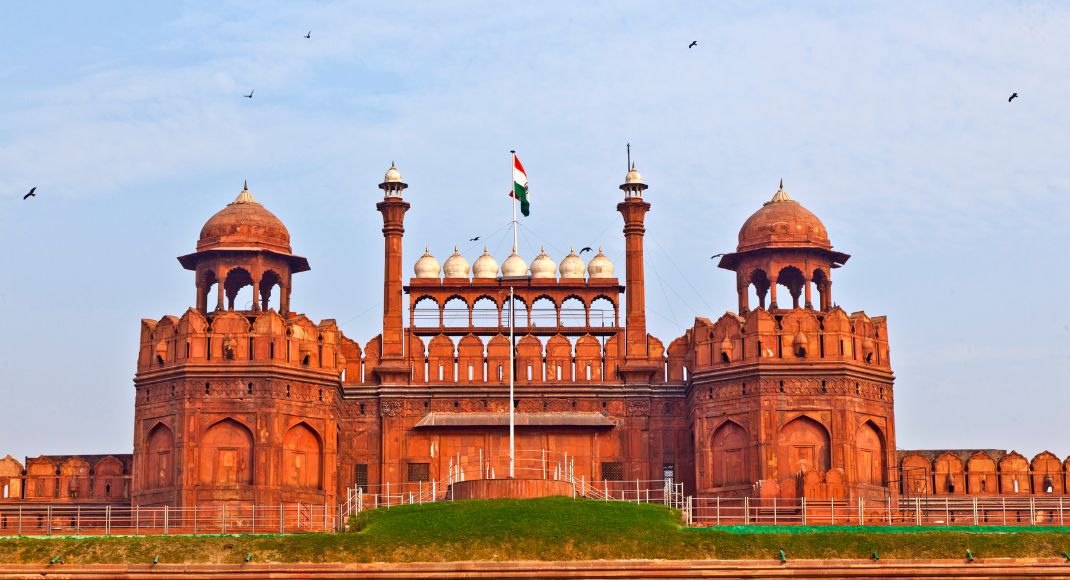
[624,164,644,185]
[383,161,403,183]
[586,246,615,279]
[472,247,499,278]
[501,249,528,277]
[559,246,585,278]
[198,182,292,254]
[530,247,556,279]
[737,184,830,252]
[414,246,441,278]
[442,246,470,279]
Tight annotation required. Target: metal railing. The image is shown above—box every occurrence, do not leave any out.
[0,503,339,537]
[685,495,1070,527]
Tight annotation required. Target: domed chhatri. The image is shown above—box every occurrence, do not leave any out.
[197,182,292,254]
[414,246,441,279]
[736,182,830,253]
[587,246,615,278]
[472,247,499,278]
[559,246,585,279]
[442,246,470,279]
[624,163,644,185]
[383,161,403,183]
[501,249,528,277]
[529,247,557,279]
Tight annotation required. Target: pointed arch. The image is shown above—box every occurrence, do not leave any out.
[711,420,748,487]
[146,423,175,492]
[777,416,830,477]
[200,418,254,485]
[856,420,885,486]
[282,422,323,490]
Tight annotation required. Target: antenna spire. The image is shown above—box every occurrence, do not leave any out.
[626,143,631,172]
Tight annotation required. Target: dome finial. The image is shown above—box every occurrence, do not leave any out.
[779,178,783,191]
[769,179,793,203]
[232,180,258,205]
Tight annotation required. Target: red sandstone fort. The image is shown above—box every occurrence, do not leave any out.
[0,164,1061,509]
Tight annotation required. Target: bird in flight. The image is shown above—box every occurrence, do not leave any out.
[710,253,725,260]
[304,30,311,39]
[23,187,37,200]
[579,246,593,254]
[688,41,698,49]
[1008,92,1018,102]
[469,236,480,242]
[243,89,254,99]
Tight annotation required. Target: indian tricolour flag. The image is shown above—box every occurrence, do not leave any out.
[510,153,531,217]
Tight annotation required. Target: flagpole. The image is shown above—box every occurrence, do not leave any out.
[510,150,518,252]
[508,149,516,480]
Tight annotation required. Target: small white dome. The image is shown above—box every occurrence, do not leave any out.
[501,249,528,277]
[414,246,440,278]
[384,161,403,183]
[442,246,470,279]
[472,247,499,278]
[559,246,585,278]
[530,246,556,278]
[587,246,615,278]
[624,164,643,185]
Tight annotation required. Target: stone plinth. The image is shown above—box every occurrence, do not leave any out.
[450,478,575,500]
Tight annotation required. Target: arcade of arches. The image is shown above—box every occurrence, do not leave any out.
[0,171,1064,508]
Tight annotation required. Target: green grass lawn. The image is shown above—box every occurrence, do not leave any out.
[2,497,1069,565]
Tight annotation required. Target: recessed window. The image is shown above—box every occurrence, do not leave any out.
[601,462,623,481]
[354,464,369,489]
[407,463,430,483]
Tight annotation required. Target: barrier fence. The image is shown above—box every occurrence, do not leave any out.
[0,503,338,536]
[685,496,1070,527]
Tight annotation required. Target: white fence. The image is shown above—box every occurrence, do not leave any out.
[0,503,339,536]
[685,495,1070,527]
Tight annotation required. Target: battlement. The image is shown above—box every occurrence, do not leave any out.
[135,308,345,377]
[670,306,891,378]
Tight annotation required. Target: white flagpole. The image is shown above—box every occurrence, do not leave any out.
[508,149,516,480]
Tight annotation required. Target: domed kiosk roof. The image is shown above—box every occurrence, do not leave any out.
[197,182,292,254]
[179,182,309,273]
[736,183,830,253]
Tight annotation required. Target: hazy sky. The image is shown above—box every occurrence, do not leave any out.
[2,1,1069,462]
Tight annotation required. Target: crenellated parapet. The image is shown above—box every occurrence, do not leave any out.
[673,306,892,376]
[898,450,1070,497]
[136,308,346,376]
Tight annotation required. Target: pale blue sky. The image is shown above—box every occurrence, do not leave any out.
[1,1,1069,461]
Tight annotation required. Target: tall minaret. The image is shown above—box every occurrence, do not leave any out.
[616,162,658,384]
[375,162,412,384]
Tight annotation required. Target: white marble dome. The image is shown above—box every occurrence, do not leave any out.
[586,246,615,279]
[530,247,557,279]
[384,161,403,183]
[472,247,499,278]
[559,246,585,278]
[501,249,528,277]
[414,246,441,278]
[442,246,470,279]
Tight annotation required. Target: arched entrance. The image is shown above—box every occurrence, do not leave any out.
[777,416,830,477]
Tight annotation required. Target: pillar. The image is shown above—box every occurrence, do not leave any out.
[374,164,413,385]
[769,282,778,310]
[216,276,225,311]
[616,164,659,383]
[804,276,813,309]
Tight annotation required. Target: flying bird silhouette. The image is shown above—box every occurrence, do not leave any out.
[469,236,480,242]
[710,253,725,259]
[1008,92,1018,102]
[243,89,254,99]
[579,246,593,254]
[23,187,36,200]
[688,41,698,49]
[304,30,311,39]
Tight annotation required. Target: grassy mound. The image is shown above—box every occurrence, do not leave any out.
[1,497,1069,565]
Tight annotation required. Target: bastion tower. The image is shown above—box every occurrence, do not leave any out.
[681,183,895,499]
[131,184,343,507]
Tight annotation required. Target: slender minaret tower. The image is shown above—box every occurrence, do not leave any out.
[375,162,412,384]
[616,161,659,384]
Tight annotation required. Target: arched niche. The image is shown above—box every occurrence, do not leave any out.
[200,418,254,485]
[711,421,748,487]
[146,423,175,489]
[777,415,830,478]
[856,421,885,486]
[282,422,323,490]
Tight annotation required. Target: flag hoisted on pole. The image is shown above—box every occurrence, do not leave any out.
[510,152,530,217]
